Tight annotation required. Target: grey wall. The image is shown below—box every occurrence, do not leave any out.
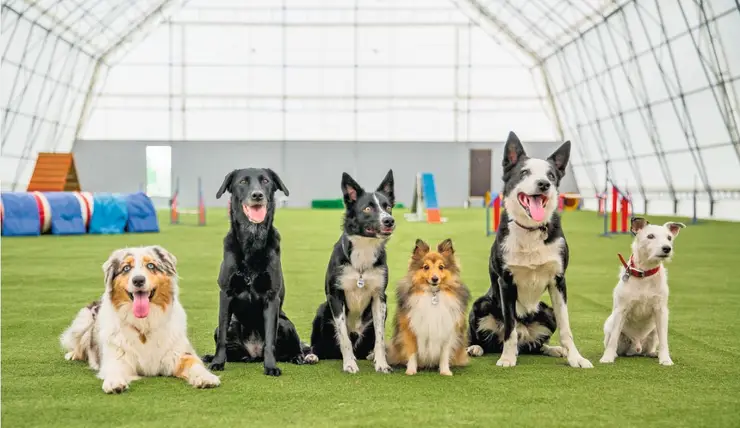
[74,140,578,208]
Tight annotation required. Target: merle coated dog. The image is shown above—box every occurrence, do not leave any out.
[202,168,314,376]
[466,132,593,368]
[306,170,396,374]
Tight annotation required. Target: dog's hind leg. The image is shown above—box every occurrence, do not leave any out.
[532,302,565,358]
[600,310,625,364]
[275,312,315,365]
[644,330,659,358]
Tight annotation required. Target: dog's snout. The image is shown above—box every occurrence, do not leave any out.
[431,275,440,284]
[536,180,551,192]
[250,191,264,201]
[382,217,395,228]
[132,275,146,288]
[661,245,671,254]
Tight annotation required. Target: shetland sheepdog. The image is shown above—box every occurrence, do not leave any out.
[389,238,470,376]
[60,245,220,393]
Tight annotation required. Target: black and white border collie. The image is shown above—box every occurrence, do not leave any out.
[467,131,592,369]
[307,170,396,374]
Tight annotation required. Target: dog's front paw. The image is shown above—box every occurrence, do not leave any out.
[374,362,393,374]
[466,345,484,357]
[496,355,517,367]
[405,366,417,375]
[599,351,617,364]
[303,353,319,365]
[568,354,594,368]
[200,354,214,363]
[208,360,225,371]
[439,368,453,376]
[366,351,375,361]
[102,376,129,394]
[343,359,359,374]
[264,365,282,376]
[659,354,673,366]
[189,368,221,389]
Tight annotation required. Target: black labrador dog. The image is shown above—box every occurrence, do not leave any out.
[202,168,314,376]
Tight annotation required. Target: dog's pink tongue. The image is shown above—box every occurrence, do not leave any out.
[248,205,266,222]
[133,293,150,318]
[528,196,546,222]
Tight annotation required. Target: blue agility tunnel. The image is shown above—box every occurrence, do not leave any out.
[125,192,159,233]
[43,192,86,235]
[89,193,129,234]
[0,192,41,236]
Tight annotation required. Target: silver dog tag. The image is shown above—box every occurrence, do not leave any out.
[622,272,630,282]
[431,293,439,305]
[357,277,365,288]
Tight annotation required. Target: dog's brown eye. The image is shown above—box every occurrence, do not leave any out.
[363,206,372,213]
[438,265,445,270]
[423,265,430,270]
[647,234,655,239]
[667,236,672,241]
[239,179,246,185]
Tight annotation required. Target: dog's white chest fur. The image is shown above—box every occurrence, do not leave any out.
[501,227,564,316]
[407,291,461,367]
[614,268,668,338]
[337,236,386,333]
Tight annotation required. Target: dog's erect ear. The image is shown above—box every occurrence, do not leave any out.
[630,217,649,235]
[216,170,237,199]
[412,239,430,260]
[437,238,454,258]
[548,140,571,179]
[265,168,289,196]
[664,222,685,237]
[376,169,394,204]
[503,131,526,171]
[102,249,124,289]
[341,172,364,205]
[150,245,177,275]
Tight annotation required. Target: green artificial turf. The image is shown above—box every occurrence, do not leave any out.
[2,208,739,427]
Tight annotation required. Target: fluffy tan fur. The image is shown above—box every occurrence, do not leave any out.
[389,239,470,376]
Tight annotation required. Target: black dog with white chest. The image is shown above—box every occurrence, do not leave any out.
[306,170,395,374]
[466,132,592,369]
[202,168,314,376]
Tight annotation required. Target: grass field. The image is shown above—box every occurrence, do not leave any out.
[2,208,740,427]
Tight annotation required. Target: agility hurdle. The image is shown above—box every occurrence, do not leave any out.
[485,193,502,236]
[599,185,631,237]
[170,177,206,226]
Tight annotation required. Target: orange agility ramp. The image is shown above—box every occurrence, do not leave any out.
[26,153,81,192]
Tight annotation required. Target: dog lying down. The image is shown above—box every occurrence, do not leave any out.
[600,217,685,366]
[60,246,220,393]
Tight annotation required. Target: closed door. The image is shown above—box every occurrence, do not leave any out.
[469,149,492,197]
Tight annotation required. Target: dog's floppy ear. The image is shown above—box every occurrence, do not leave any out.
[548,140,571,179]
[216,170,237,199]
[150,245,177,275]
[376,169,394,204]
[412,239,430,260]
[630,217,649,235]
[437,238,454,258]
[503,131,527,171]
[341,172,364,206]
[266,168,289,196]
[102,249,125,290]
[664,222,685,237]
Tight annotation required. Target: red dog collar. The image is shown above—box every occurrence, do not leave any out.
[617,253,661,279]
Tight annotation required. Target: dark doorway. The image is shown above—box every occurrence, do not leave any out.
[469,149,492,197]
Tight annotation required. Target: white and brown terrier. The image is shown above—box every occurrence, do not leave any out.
[600,217,685,366]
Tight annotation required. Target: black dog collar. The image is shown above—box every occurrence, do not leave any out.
[511,220,548,233]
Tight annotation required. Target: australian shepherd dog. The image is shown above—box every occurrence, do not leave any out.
[389,239,470,376]
[60,245,220,393]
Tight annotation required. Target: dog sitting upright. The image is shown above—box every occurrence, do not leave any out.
[202,168,312,376]
[600,217,685,366]
[307,170,395,374]
[467,131,592,368]
[60,245,220,393]
[389,239,470,376]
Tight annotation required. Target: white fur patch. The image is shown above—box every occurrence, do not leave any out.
[407,291,464,368]
[476,314,552,345]
[245,332,264,358]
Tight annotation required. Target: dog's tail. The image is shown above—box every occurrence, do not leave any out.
[60,301,100,362]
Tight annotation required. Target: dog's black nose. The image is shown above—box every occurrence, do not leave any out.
[536,180,551,192]
[251,191,264,201]
[382,217,395,228]
[132,276,146,288]
[431,275,439,284]
[662,246,671,254]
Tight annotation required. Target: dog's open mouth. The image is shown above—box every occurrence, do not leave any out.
[242,203,267,224]
[366,226,394,237]
[127,290,155,319]
[518,192,548,223]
